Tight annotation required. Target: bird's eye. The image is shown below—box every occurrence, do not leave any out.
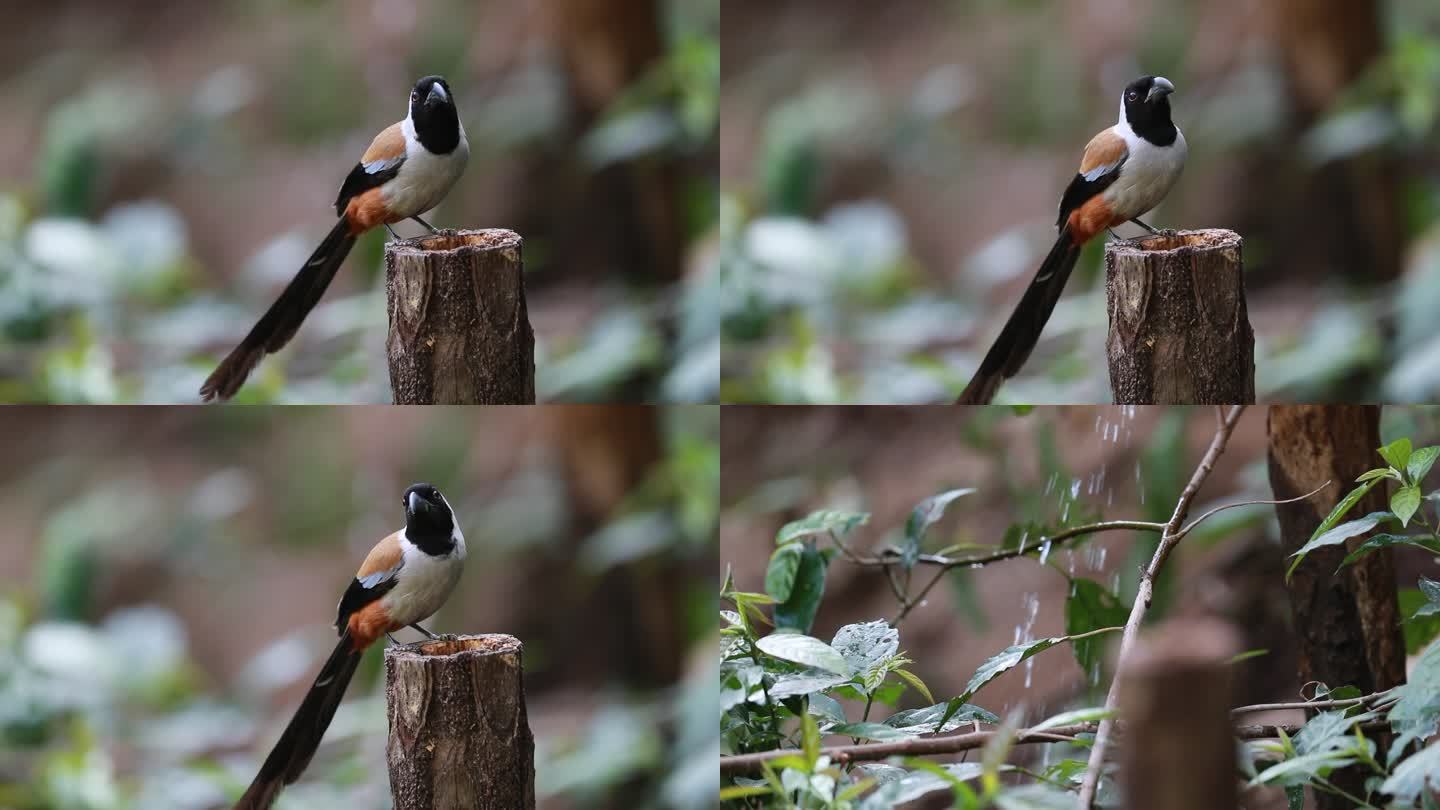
[1127,91,1138,101]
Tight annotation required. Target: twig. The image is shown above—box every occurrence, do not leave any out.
[1230,688,1393,716]
[1076,405,1247,808]
[863,521,1166,570]
[1173,481,1329,542]
[719,717,1390,776]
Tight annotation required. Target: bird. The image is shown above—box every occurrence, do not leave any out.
[957,75,1186,404]
[233,483,466,810]
[200,75,470,402]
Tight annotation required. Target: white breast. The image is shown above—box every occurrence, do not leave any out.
[1103,122,1186,221]
[379,529,466,627]
[383,117,470,219]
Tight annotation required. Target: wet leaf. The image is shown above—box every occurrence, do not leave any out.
[775,510,869,546]
[765,543,802,602]
[755,633,851,676]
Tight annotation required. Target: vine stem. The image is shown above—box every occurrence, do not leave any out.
[1076,405,1246,807]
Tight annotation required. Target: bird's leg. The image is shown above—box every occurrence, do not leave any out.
[1129,217,1158,234]
[384,223,401,240]
[409,623,438,639]
[411,215,438,234]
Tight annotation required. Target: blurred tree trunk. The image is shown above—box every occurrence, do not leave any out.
[543,405,687,688]
[1251,0,1402,284]
[1266,405,1406,809]
[534,0,686,285]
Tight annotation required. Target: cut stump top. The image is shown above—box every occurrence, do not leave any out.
[386,228,522,260]
[386,633,523,662]
[1108,228,1241,260]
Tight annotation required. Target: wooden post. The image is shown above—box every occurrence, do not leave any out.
[1267,405,1406,809]
[384,229,535,404]
[1120,617,1239,810]
[1105,229,1254,404]
[385,634,535,810]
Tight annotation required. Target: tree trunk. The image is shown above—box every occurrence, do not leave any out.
[385,229,535,404]
[1105,229,1254,404]
[1266,405,1406,809]
[1257,0,1401,284]
[1121,617,1240,810]
[385,634,535,810]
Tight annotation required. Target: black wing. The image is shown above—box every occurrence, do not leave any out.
[333,156,404,216]
[1055,156,1125,230]
[333,562,401,633]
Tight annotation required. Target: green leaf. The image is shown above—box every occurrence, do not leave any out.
[1356,468,1398,483]
[800,711,820,770]
[1392,484,1422,527]
[1337,532,1440,570]
[768,668,851,699]
[1379,437,1413,472]
[900,488,975,569]
[891,668,934,704]
[885,701,998,734]
[719,785,772,800]
[1286,509,1391,579]
[1418,577,1440,615]
[1308,479,1379,543]
[773,546,828,633]
[1064,579,1129,681]
[1410,445,1440,484]
[1380,741,1440,802]
[1285,785,1304,810]
[826,722,916,741]
[1399,588,1440,655]
[1228,649,1270,664]
[1030,706,1113,732]
[807,693,847,725]
[992,784,1077,809]
[765,543,803,602]
[1250,750,1358,787]
[831,620,899,689]
[755,633,852,676]
[776,510,869,546]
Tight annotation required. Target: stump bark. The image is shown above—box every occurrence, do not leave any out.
[385,634,535,810]
[1105,229,1254,404]
[384,229,535,404]
[1121,617,1239,810]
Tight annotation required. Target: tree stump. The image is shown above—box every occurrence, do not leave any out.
[1121,617,1239,810]
[385,634,535,810]
[1105,229,1254,404]
[385,229,535,404]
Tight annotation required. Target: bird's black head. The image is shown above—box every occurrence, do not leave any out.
[1121,75,1178,147]
[408,75,461,155]
[403,482,456,555]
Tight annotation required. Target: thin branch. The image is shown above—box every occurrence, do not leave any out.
[719,718,1390,776]
[1230,688,1393,717]
[1077,405,1247,808]
[862,520,1166,570]
[1173,481,1330,542]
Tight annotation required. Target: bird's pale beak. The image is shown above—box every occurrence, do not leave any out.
[1147,77,1175,102]
[426,83,448,104]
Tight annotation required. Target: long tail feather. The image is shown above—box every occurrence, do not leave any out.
[200,219,357,402]
[957,229,1082,404]
[233,633,363,810]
